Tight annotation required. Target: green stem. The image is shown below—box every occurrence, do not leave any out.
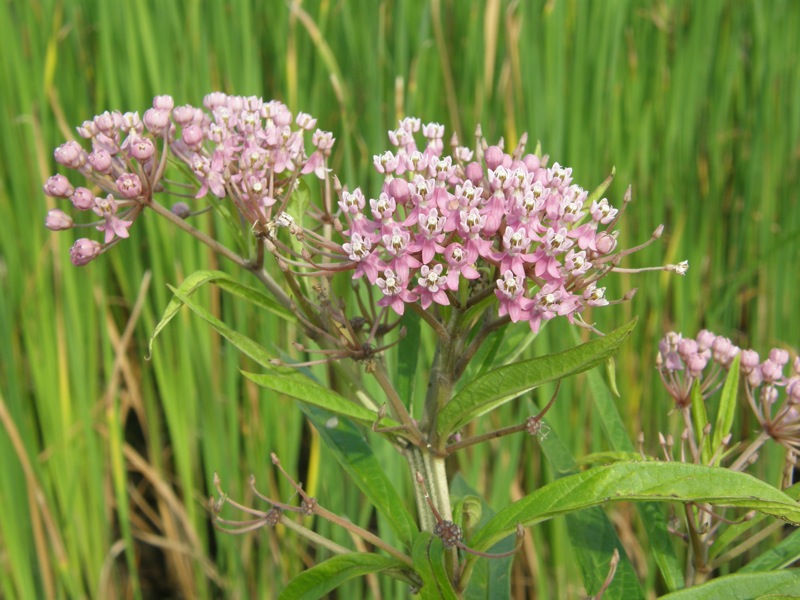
[404,446,452,531]
[371,362,424,445]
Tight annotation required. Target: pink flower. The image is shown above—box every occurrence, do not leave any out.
[497,226,534,279]
[342,233,384,283]
[301,151,328,178]
[376,269,417,315]
[590,198,618,224]
[93,194,134,243]
[495,270,532,322]
[382,227,421,279]
[527,284,573,333]
[192,151,226,198]
[415,264,450,309]
[408,208,446,264]
[582,283,609,307]
[443,243,479,289]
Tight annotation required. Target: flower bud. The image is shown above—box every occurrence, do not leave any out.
[595,232,618,255]
[677,339,698,361]
[152,95,175,112]
[116,173,143,199]
[45,209,73,230]
[760,359,784,384]
[696,329,716,352]
[128,137,155,162]
[172,104,197,126]
[87,149,113,174]
[387,177,410,205]
[296,112,317,130]
[787,377,800,404]
[70,187,95,210]
[522,153,541,172]
[465,161,484,184]
[747,367,763,388]
[69,238,102,266]
[171,202,191,219]
[484,145,505,170]
[54,140,86,169]
[739,349,759,374]
[43,174,74,198]
[769,348,789,366]
[76,120,97,139]
[182,124,204,149]
[143,108,171,135]
[93,111,116,134]
[686,352,708,378]
[760,385,778,405]
[312,129,335,152]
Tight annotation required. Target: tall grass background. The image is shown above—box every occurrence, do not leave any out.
[1,0,798,597]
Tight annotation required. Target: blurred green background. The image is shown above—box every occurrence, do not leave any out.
[1,0,798,598]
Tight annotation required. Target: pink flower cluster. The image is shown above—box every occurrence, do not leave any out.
[43,93,333,265]
[338,119,628,330]
[658,330,800,441]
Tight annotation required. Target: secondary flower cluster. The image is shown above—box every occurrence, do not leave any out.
[338,119,676,331]
[658,330,800,452]
[43,93,334,265]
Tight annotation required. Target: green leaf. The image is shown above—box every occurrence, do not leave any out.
[657,570,800,599]
[575,451,649,467]
[739,528,800,573]
[243,368,398,428]
[586,168,616,205]
[711,353,740,465]
[300,403,419,547]
[605,356,621,397]
[469,462,800,554]
[536,411,644,600]
[711,484,800,563]
[396,310,421,406]
[581,344,685,590]
[205,193,250,256]
[277,553,406,600]
[451,475,514,600]
[147,269,293,357]
[690,379,711,464]
[411,532,459,600]
[437,319,636,439]
[162,285,274,368]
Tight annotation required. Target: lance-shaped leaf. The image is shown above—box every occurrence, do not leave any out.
[244,368,398,429]
[411,532,459,600]
[657,570,800,599]
[148,269,294,357]
[711,352,741,465]
[162,285,274,368]
[437,319,636,439]
[277,553,410,600]
[468,462,800,553]
[301,403,419,547]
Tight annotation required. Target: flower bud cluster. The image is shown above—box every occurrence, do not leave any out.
[656,330,739,407]
[338,119,664,330]
[658,330,800,451]
[43,93,333,265]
